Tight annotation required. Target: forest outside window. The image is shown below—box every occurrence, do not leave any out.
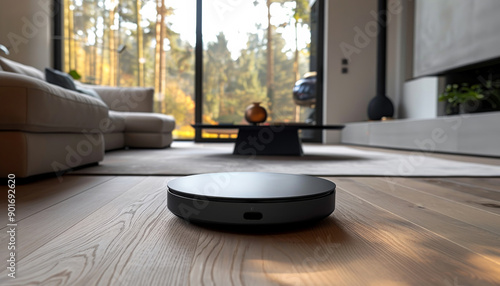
[60,0,318,140]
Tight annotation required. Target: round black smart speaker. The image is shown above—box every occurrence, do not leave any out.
[167,172,336,225]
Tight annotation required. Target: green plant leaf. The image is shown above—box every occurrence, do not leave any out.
[68,70,81,80]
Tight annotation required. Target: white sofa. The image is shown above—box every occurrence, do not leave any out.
[0,57,175,178]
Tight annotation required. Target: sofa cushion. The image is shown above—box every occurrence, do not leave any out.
[0,72,109,133]
[45,68,77,91]
[83,85,154,112]
[103,133,125,151]
[120,112,175,133]
[0,57,45,80]
[0,131,105,178]
[125,133,173,148]
[107,111,126,133]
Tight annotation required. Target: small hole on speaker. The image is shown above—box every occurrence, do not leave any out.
[243,212,263,220]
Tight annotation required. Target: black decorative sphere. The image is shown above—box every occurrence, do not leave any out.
[367,95,394,120]
[293,74,316,107]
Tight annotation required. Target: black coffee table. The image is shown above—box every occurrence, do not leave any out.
[192,123,344,156]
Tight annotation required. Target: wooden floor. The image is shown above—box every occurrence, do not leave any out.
[1,172,500,285]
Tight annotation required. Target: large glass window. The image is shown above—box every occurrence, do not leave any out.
[61,0,320,141]
[201,0,313,139]
[63,0,196,139]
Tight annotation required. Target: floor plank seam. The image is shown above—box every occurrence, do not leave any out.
[4,177,151,267]
[0,177,117,232]
[375,178,500,218]
[337,185,500,267]
[440,178,500,193]
[415,178,500,202]
[8,177,170,278]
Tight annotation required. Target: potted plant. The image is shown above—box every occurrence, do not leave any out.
[481,79,500,111]
[439,83,484,115]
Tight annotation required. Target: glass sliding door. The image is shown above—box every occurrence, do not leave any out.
[62,0,196,139]
[199,0,317,140]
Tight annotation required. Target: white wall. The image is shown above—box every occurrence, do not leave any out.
[323,0,378,143]
[0,0,52,70]
[414,0,500,77]
[401,77,442,119]
[322,0,418,143]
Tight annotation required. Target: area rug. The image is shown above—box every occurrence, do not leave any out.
[70,142,500,177]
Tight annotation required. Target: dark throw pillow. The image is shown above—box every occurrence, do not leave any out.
[45,68,77,91]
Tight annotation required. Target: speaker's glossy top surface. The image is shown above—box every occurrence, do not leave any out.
[167,172,335,200]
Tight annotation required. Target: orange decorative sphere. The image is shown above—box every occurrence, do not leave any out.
[245,102,267,124]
